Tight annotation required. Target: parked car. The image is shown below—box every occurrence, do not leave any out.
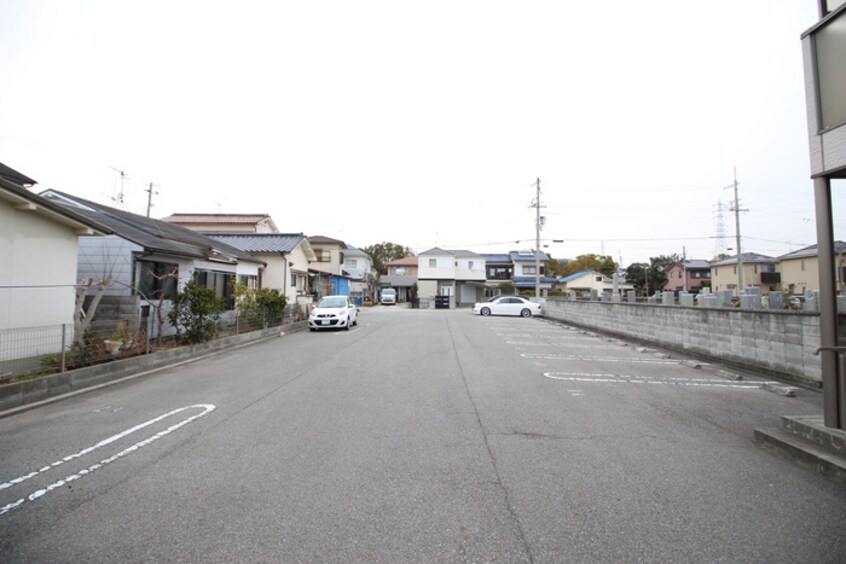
[473,295,542,318]
[309,295,358,331]
[380,288,397,305]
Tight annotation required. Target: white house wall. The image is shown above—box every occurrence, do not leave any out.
[0,199,80,331]
[455,258,485,281]
[418,256,455,279]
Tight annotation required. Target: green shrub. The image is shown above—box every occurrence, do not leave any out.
[168,281,225,344]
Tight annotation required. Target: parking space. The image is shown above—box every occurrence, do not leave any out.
[478,317,784,395]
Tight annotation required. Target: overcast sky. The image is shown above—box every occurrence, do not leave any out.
[1,1,840,265]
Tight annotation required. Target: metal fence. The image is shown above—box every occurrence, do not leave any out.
[0,306,299,383]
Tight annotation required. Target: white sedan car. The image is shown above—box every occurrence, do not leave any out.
[473,295,543,318]
[309,295,358,331]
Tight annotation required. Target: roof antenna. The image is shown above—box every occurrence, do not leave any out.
[108,166,127,208]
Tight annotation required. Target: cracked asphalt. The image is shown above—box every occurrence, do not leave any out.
[1,306,844,562]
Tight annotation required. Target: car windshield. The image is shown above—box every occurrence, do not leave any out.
[317,297,346,308]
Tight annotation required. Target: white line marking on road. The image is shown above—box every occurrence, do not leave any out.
[523,353,680,364]
[0,404,215,516]
[543,372,767,389]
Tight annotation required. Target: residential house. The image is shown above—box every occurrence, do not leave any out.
[558,270,633,296]
[1,169,109,362]
[205,233,316,311]
[479,251,555,296]
[709,253,779,296]
[417,248,486,307]
[381,256,419,301]
[778,242,846,296]
[508,251,555,294]
[663,260,712,294]
[40,190,265,338]
[482,254,513,284]
[342,246,376,303]
[307,235,351,297]
[162,213,279,234]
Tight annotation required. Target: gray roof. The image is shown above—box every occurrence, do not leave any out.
[710,253,775,267]
[1,177,111,235]
[343,246,369,257]
[380,274,417,287]
[510,250,548,262]
[206,233,307,254]
[481,253,511,263]
[40,190,264,265]
[777,241,846,260]
[419,247,481,258]
[682,260,711,269]
[0,161,37,186]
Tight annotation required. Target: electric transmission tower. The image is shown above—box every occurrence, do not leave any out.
[713,201,728,257]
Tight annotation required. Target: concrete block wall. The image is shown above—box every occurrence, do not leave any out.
[544,299,822,385]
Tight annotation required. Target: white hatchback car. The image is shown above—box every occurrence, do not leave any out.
[473,295,542,318]
[309,295,358,331]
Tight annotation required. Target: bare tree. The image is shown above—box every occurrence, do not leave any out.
[73,275,113,346]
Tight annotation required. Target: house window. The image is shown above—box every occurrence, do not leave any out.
[137,261,178,300]
[801,260,805,272]
[314,250,331,262]
[238,275,257,289]
[524,266,537,275]
[429,259,437,268]
[195,269,235,308]
[347,259,358,268]
[291,273,297,288]
[468,260,474,270]
[595,276,603,282]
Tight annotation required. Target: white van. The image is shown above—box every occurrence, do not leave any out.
[380,288,397,305]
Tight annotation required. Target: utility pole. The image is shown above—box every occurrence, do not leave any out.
[530,178,546,298]
[726,168,747,297]
[145,182,159,217]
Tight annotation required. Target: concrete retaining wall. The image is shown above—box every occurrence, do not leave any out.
[544,299,822,386]
[0,321,308,415]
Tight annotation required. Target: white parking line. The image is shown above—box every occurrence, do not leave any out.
[543,372,766,389]
[522,353,681,365]
[0,404,215,516]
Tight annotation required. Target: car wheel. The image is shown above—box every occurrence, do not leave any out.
[345,322,350,331]
[520,308,532,318]
[480,307,491,316]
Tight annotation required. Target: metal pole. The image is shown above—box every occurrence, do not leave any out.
[61,323,67,373]
[733,169,744,296]
[534,178,541,298]
[814,176,843,428]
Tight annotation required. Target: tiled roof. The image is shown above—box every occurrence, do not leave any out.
[206,233,306,253]
[308,235,347,248]
[41,190,264,265]
[386,256,419,266]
